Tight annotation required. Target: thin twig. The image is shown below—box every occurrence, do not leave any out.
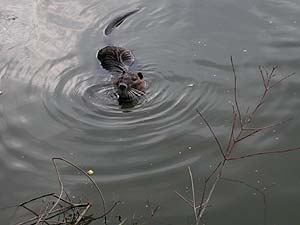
[225,105,237,155]
[196,109,225,159]
[175,191,193,208]
[151,206,160,217]
[74,204,92,225]
[188,167,197,220]
[259,66,267,89]
[236,119,290,143]
[230,56,242,128]
[269,72,296,89]
[52,157,106,214]
[196,161,226,225]
[228,147,300,161]
[90,201,121,223]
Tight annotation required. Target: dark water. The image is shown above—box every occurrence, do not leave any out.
[1,0,300,224]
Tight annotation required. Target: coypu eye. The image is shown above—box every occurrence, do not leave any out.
[137,72,143,79]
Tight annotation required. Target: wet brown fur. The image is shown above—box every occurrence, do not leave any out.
[97,46,145,103]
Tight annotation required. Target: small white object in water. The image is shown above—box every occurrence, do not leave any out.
[268,20,273,24]
[187,83,194,87]
[0,91,3,95]
[274,137,279,141]
[188,146,192,150]
[87,169,94,175]
[242,49,248,53]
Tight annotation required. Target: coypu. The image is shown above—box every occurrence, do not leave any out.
[96,9,145,104]
[96,46,145,104]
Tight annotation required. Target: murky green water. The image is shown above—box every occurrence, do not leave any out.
[1,0,300,224]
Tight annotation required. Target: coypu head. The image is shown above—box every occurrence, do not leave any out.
[113,71,145,104]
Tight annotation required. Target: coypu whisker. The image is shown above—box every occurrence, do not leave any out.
[131,88,145,97]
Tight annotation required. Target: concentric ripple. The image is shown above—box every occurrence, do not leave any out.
[1,0,239,182]
[42,56,222,136]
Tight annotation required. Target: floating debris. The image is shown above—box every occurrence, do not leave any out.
[87,169,94,175]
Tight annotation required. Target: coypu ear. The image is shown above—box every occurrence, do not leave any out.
[137,72,143,79]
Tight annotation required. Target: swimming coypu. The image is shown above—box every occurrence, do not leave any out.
[97,46,145,104]
[96,9,145,104]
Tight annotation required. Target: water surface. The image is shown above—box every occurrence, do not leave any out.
[1,0,300,224]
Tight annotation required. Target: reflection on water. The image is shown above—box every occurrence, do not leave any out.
[1,0,300,224]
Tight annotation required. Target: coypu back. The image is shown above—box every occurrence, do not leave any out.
[97,46,135,74]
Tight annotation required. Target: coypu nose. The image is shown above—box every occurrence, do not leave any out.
[119,83,127,91]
